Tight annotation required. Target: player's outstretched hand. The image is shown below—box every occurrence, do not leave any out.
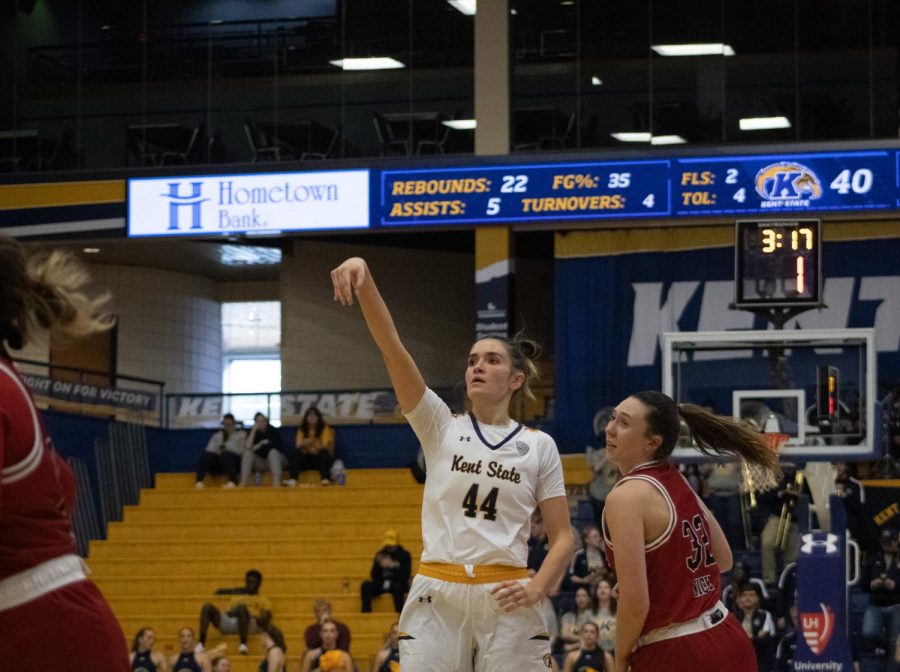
[490,580,541,613]
[331,257,368,306]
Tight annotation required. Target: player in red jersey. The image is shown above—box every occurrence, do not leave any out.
[0,234,129,671]
[601,391,779,672]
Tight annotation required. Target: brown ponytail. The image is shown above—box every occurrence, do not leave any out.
[677,403,780,473]
[632,391,780,478]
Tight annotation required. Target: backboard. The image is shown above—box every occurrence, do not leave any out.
[662,328,876,459]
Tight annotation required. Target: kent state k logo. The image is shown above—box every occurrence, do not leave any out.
[801,603,834,655]
[163,181,209,231]
[755,162,822,201]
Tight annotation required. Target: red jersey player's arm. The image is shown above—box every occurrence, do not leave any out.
[604,481,651,672]
[699,497,733,572]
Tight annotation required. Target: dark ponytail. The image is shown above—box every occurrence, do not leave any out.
[633,391,780,475]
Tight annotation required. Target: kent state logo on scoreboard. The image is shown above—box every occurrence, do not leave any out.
[754,161,823,207]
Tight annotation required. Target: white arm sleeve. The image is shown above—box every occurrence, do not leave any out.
[535,435,566,503]
[403,388,452,461]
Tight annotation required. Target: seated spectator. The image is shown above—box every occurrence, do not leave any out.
[301,621,353,672]
[863,528,900,654]
[259,626,286,672]
[130,626,169,672]
[560,586,596,653]
[170,627,211,672]
[735,583,775,671]
[240,412,285,488]
[198,569,272,656]
[360,529,411,613]
[723,561,769,612]
[370,622,400,672]
[565,525,608,590]
[196,413,245,489]
[304,600,351,653]
[562,621,613,672]
[287,406,335,486]
[591,578,616,654]
[211,656,231,672]
[774,604,798,672]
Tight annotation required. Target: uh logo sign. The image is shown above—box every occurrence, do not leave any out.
[795,526,853,670]
[164,181,209,231]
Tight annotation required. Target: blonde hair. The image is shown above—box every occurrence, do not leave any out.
[0,235,113,348]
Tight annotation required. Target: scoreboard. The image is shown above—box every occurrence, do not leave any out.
[376,149,897,227]
[127,147,900,238]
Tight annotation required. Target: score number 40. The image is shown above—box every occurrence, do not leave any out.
[726,167,874,204]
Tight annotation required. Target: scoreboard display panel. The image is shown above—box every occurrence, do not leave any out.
[379,160,671,226]
[128,148,900,237]
[376,149,896,227]
[734,219,822,308]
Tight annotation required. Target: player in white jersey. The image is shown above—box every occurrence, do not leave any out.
[331,257,574,672]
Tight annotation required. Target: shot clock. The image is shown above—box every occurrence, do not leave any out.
[734,219,822,308]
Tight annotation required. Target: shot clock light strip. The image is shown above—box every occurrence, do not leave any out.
[796,255,805,294]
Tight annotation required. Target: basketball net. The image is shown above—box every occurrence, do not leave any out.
[742,432,789,494]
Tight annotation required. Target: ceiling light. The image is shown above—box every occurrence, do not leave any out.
[329,57,406,71]
[82,247,101,254]
[442,119,477,130]
[611,132,651,142]
[651,43,735,57]
[740,116,792,131]
[591,76,603,86]
[650,135,687,145]
[510,8,517,15]
[447,0,476,15]
[561,0,575,5]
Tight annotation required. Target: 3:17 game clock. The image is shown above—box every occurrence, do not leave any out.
[734,219,822,308]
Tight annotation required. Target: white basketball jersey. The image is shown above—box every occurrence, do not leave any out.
[405,388,566,566]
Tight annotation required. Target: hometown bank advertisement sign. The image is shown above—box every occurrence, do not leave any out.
[127,169,370,237]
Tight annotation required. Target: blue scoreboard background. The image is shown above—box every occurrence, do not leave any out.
[375,149,897,227]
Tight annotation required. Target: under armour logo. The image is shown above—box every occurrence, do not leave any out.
[418,595,433,603]
[800,533,839,555]
[459,436,471,442]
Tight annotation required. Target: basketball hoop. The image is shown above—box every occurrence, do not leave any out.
[762,432,790,454]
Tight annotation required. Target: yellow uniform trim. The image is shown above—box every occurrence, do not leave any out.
[0,180,125,210]
[417,562,528,584]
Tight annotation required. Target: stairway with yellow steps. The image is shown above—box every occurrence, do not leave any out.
[91,468,417,672]
[91,457,589,671]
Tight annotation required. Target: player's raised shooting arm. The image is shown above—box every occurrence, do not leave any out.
[331,257,425,413]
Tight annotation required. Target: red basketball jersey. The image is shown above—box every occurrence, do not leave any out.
[603,460,722,635]
[0,356,77,579]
